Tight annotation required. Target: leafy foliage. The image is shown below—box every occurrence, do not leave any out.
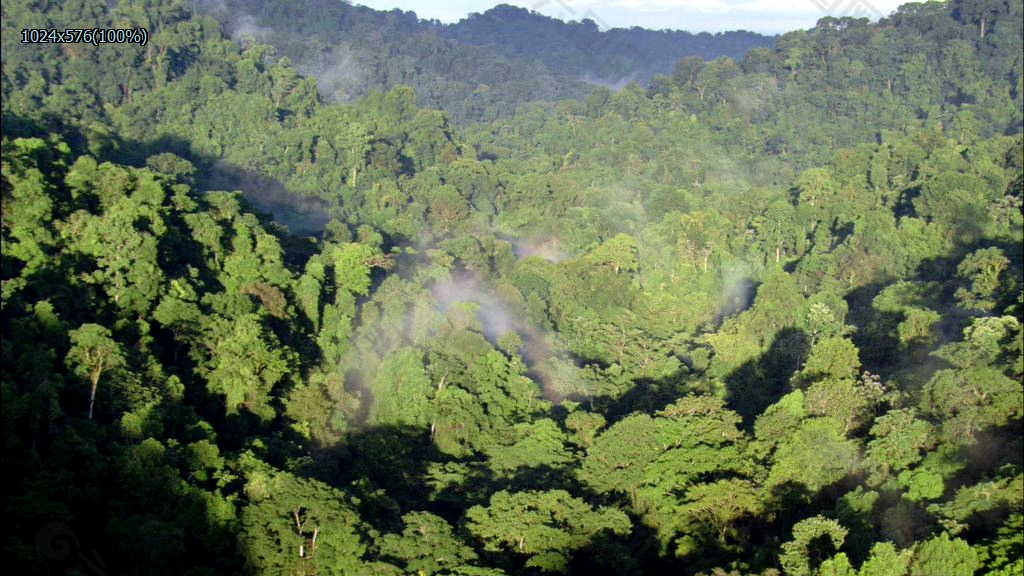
[2,1,1022,575]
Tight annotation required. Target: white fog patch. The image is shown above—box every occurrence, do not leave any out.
[510,237,567,263]
[720,264,755,319]
[298,44,368,102]
[229,15,275,42]
[431,274,575,401]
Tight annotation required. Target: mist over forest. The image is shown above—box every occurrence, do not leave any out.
[2,0,1023,575]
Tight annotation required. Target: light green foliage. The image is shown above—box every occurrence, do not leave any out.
[920,316,1022,443]
[61,169,168,313]
[922,365,1020,444]
[431,385,489,458]
[930,475,1024,528]
[977,514,1024,576]
[896,307,942,349]
[153,289,203,341]
[859,542,912,576]
[817,552,856,576]
[221,217,291,293]
[580,396,751,551]
[317,302,355,367]
[866,409,934,480]
[934,316,1021,370]
[803,301,850,344]
[284,371,348,442]
[779,515,848,576]
[201,314,290,421]
[295,258,325,330]
[955,247,1010,311]
[897,469,945,502]
[871,282,943,348]
[564,410,606,448]
[331,242,378,297]
[796,337,861,385]
[2,2,1024,575]
[804,373,886,436]
[368,347,432,427]
[755,390,807,449]
[581,405,675,508]
[446,567,510,576]
[184,439,225,483]
[577,413,662,507]
[768,417,860,492]
[894,446,966,504]
[465,490,631,573]
[377,511,478,575]
[673,478,762,556]
[586,233,640,274]
[640,395,747,487]
[425,337,544,457]
[66,323,126,419]
[427,184,470,232]
[487,418,572,474]
[909,533,979,576]
[241,465,368,576]
[1,138,63,276]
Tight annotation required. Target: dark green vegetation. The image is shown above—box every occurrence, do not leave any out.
[193,1,774,123]
[2,0,1022,575]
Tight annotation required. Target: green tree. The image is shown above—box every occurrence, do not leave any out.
[909,533,979,576]
[63,190,166,314]
[795,337,861,385]
[201,314,290,421]
[368,347,433,427]
[768,417,860,492]
[331,241,382,297]
[586,233,640,275]
[66,323,126,419]
[779,516,848,576]
[955,247,1010,312]
[486,418,572,475]
[673,478,762,556]
[859,542,912,576]
[921,318,1022,444]
[377,511,478,575]
[241,463,368,576]
[865,409,934,481]
[578,413,660,510]
[465,490,630,573]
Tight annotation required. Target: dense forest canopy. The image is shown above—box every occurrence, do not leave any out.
[190,0,776,123]
[2,0,1022,575]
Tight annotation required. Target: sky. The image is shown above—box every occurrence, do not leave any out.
[354,0,910,34]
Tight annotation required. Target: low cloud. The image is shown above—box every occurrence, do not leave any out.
[432,274,573,401]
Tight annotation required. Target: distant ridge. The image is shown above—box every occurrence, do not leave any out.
[441,4,774,86]
[195,0,775,122]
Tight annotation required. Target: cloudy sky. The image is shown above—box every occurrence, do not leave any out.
[355,0,909,34]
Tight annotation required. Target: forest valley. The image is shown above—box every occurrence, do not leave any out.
[1,0,1022,575]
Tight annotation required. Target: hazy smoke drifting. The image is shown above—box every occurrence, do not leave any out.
[508,236,567,263]
[229,14,275,42]
[432,276,516,342]
[205,161,332,233]
[431,274,570,401]
[580,72,640,91]
[719,265,755,320]
[298,44,367,102]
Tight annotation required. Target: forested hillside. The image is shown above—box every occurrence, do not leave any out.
[2,0,1022,575]
[442,4,771,85]
[191,1,775,123]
